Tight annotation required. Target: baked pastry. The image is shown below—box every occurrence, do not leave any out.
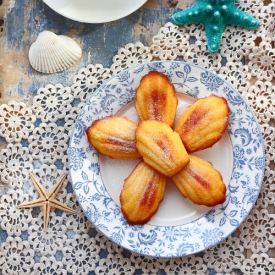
[120,161,166,225]
[86,116,141,159]
[172,155,226,207]
[174,95,230,152]
[135,71,178,127]
[136,120,189,177]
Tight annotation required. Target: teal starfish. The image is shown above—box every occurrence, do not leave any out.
[171,0,259,53]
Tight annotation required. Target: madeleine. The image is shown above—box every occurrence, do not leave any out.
[120,161,166,225]
[136,120,189,177]
[172,155,226,207]
[174,95,230,152]
[135,71,178,127]
[86,116,141,159]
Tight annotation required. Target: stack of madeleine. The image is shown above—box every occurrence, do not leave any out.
[86,71,230,225]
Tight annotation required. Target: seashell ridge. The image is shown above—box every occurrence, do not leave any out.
[29,30,82,73]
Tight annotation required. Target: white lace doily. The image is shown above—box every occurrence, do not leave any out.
[1,1,275,274]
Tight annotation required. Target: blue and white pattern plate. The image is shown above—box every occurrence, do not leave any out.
[69,61,265,257]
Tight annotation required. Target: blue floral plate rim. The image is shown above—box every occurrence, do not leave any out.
[68,60,265,257]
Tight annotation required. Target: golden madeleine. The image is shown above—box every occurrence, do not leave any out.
[135,71,178,127]
[136,120,189,177]
[172,155,226,207]
[174,95,230,152]
[86,116,141,159]
[120,161,166,225]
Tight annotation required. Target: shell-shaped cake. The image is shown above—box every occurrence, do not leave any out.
[135,71,178,127]
[86,116,141,160]
[136,120,189,177]
[174,95,230,152]
[120,161,166,225]
[172,155,226,207]
[29,30,82,73]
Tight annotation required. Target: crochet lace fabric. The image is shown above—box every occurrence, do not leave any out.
[1,1,275,274]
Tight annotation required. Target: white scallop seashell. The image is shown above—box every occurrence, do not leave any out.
[29,30,82,73]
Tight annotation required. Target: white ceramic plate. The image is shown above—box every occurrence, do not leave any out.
[69,61,265,257]
[43,0,147,23]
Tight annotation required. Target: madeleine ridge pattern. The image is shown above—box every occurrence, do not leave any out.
[171,0,259,53]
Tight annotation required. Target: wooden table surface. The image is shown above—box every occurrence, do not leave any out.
[0,0,192,105]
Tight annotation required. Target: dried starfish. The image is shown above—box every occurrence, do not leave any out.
[17,173,75,231]
[171,0,259,53]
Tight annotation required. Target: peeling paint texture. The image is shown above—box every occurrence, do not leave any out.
[0,0,192,104]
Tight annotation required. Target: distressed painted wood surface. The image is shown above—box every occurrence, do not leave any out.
[0,0,192,105]
[0,0,193,151]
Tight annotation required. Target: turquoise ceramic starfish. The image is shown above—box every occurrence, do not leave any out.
[171,0,259,53]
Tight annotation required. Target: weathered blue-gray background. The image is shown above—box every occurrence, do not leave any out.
[0,0,192,104]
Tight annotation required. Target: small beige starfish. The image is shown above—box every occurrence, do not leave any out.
[17,173,76,231]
